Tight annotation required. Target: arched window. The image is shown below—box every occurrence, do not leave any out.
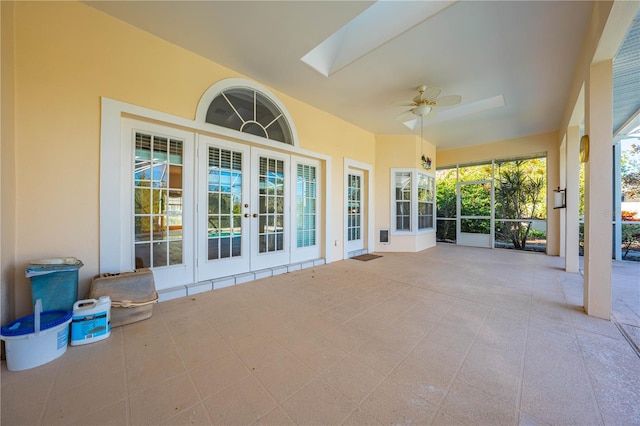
[201,81,295,145]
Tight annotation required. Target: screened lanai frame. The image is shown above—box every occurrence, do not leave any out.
[436,153,548,253]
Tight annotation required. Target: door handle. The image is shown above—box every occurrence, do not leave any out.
[252,213,258,218]
[244,213,250,218]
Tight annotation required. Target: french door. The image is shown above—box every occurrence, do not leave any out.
[123,120,322,290]
[345,171,365,253]
[197,136,299,280]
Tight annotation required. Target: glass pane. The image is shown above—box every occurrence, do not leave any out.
[153,136,168,162]
[436,168,457,218]
[220,238,231,258]
[461,218,490,234]
[135,216,151,242]
[152,216,167,240]
[153,242,168,267]
[168,212,182,240]
[135,133,152,159]
[135,189,150,214]
[436,219,457,243]
[458,163,492,181]
[208,216,219,235]
[134,160,151,185]
[134,243,151,268]
[169,240,183,265]
[152,190,167,215]
[208,238,219,260]
[169,139,183,164]
[494,158,547,220]
[169,165,182,189]
[495,220,547,252]
[460,183,491,217]
[209,193,220,214]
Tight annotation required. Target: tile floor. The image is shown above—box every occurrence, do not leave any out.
[2,244,639,425]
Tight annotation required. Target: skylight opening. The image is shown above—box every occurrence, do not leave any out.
[301,0,456,77]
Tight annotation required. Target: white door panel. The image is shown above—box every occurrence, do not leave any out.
[197,136,251,280]
[250,148,290,270]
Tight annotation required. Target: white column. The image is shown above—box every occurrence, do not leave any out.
[559,137,567,259]
[565,126,580,273]
[583,60,613,320]
[613,141,622,260]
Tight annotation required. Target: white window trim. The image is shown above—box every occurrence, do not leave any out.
[390,168,436,235]
[195,78,299,148]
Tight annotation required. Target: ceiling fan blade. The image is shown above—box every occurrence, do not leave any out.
[424,87,442,101]
[395,110,416,122]
[434,94,462,107]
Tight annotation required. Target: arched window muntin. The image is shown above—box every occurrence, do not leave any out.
[196,78,298,147]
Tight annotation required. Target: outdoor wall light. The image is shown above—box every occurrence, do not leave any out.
[553,187,567,209]
[580,135,589,162]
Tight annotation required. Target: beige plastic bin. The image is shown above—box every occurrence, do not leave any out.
[89,269,158,328]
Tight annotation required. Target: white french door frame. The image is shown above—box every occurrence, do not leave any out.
[343,158,374,258]
[101,97,335,290]
[118,118,196,289]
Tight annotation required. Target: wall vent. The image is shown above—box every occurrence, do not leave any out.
[379,229,390,244]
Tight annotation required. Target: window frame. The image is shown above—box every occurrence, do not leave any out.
[391,168,436,235]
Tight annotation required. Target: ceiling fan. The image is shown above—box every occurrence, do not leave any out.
[395,85,462,122]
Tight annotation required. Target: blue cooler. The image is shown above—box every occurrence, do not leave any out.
[26,258,83,312]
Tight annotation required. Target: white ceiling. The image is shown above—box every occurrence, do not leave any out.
[86,1,596,150]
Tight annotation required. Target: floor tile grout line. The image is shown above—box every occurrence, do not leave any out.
[117,326,132,426]
[428,299,494,425]
[190,290,336,424]
[514,271,535,426]
[154,304,216,426]
[560,272,608,426]
[36,354,63,425]
[338,291,460,425]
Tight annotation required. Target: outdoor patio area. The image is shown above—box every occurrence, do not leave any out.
[2,244,639,425]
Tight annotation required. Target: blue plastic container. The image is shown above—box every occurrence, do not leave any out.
[26,259,83,312]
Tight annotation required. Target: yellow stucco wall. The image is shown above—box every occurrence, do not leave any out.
[1,1,17,325]
[374,134,437,252]
[7,1,376,317]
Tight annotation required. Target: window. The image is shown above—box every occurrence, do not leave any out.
[395,172,412,231]
[392,169,435,233]
[296,164,317,248]
[134,132,184,268]
[205,87,293,145]
[418,173,435,230]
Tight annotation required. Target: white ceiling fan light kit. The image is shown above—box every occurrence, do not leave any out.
[395,85,462,122]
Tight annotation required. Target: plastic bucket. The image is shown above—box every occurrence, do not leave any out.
[26,258,83,312]
[1,310,72,371]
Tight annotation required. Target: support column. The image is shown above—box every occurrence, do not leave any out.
[584,60,613,320]
[559,138,567,259]
[613,141,622,260]
[566,126,580,273]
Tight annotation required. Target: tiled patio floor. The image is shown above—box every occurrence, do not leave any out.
[2,244,639,425]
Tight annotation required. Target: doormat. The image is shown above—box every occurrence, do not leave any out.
[351,254,382,261]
